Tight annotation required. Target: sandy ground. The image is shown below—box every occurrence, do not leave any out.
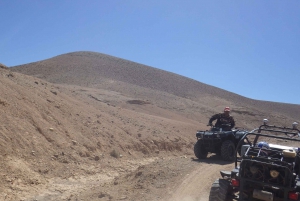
[6,154,234,201]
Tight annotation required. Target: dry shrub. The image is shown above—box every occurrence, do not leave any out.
[110,149,120,158]
[0,63,8,69]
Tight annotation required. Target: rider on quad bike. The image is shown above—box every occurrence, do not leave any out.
[193,106,245,161]
[208,107,235,131]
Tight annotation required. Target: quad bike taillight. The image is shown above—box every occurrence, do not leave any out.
[231,179,239,187]
[289,192,299,200]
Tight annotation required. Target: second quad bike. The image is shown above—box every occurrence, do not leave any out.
[209,120,300,201]
[194,124,248,161]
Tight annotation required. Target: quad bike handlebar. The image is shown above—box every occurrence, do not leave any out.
[206,124,233,132]
[207,123,232,128]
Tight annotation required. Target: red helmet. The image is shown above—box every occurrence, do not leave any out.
[224,107,230,112]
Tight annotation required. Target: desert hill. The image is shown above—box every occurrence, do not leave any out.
[2,58,202,200]
[0,51,298,200]
[12,51,300,122]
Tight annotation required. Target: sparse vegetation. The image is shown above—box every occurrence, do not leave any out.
[0,99,7,106]
[0,63,8,69]
[110,149,120,158]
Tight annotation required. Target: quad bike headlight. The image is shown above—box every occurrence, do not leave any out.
[270,170,279,178]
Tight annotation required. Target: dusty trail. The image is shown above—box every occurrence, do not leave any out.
[11,158,159,201]
[164,156,233,201]
[7,155,235,201]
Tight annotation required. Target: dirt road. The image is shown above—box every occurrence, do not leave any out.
[164,155,233,201]
[15,154,235,201]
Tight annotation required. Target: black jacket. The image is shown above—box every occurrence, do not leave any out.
[208,113,235,131]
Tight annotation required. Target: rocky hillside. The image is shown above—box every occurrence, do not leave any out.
[0,65,200,200]
[12,51,300,123]
[0,51,298,200]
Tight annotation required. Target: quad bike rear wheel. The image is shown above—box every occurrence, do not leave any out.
[194,139,208,159]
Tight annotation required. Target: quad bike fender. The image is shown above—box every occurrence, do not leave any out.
[234,130,248,139]
[221,132,235,142]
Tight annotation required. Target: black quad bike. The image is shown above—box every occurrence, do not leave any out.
[194,124,248,161]
[209,120,300,201]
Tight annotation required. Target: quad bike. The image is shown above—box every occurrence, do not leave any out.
[194,124,248,161]
[209,120,300,201]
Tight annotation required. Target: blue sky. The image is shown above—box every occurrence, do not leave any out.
[1,1,299,104]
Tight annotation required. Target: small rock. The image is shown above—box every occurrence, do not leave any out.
[51,91,57,95]
[136,171,142,177]
[98,193,106,198]
[72,140,77,145]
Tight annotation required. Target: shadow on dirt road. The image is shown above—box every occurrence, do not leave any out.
[191,155,235,165]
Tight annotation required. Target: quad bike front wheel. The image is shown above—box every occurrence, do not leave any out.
[221,140,235,161]
[194,139,208,159]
